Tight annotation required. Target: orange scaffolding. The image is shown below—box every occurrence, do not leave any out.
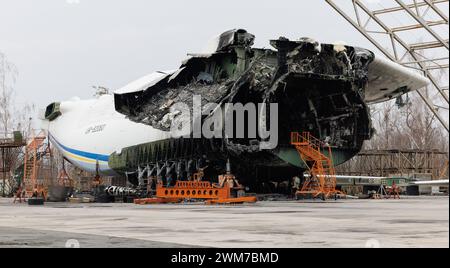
[22,131,51,199]
[291,132,342,200]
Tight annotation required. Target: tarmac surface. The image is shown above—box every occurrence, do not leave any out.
[0,196,448,248]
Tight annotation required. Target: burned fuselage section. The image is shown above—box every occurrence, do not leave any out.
[112,29,374,184]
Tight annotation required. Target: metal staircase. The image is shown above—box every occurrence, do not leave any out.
[22,131,50,198]
[291,132,341,199]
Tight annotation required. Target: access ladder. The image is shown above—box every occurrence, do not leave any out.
[291,132,342,199]
[22,131,50,198]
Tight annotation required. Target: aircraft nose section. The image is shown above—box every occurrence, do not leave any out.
[44,102,62,121]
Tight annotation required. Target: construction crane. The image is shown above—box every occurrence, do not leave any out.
[325,0,449,132]
[291,132,342,200]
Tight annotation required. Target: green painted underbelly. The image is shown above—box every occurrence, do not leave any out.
[275,147,358,169]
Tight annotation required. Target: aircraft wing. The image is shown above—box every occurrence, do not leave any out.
[410,179,449,186]
[114,70,175,95]
[323,175,449,187]
[365,55,430,103]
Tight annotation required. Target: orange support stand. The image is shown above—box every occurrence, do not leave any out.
[134,197,181,205]
[386,182,401,199]
[206,196,257,205]
[157,181,230,200]
[135,180,257,205]
[291,132,343,200]
[57,169,74,188]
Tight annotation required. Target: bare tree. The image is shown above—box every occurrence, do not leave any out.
[0,51,36,195]
[337,88,449,177]
[0,52,17,136]
[0,52,35,137]
[366,91,448,152]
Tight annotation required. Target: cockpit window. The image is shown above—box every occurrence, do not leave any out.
[45,102,62,121]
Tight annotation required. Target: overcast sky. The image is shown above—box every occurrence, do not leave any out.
[0,0,378,110]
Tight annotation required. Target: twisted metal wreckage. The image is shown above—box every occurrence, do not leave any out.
[46,29,429,190]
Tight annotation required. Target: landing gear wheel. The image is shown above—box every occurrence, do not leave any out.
[28,198,45,206]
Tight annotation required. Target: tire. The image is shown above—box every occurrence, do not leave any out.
[123,196,135,203]
[93,186,115,203]
[28,198,45,206]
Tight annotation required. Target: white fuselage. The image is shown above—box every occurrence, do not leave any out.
[47,94,170,175]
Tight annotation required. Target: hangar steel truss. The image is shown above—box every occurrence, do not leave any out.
[325,0,449,131]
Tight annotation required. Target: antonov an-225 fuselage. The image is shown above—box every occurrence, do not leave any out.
[44,29,429,186]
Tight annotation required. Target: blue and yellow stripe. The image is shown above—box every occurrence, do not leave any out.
[49,133,109,166]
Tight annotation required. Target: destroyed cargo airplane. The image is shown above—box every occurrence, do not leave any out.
[44,29,429,187]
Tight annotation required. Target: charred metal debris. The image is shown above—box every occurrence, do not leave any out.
[112,29,375,175]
